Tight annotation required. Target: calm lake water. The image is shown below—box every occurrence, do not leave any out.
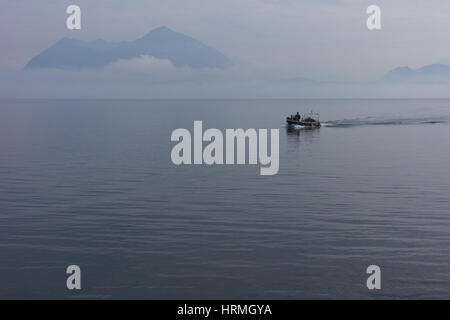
[1,99,450,299]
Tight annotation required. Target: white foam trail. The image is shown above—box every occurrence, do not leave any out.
[323,116,450,128]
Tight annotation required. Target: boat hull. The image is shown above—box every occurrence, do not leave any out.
[286,120,321,127]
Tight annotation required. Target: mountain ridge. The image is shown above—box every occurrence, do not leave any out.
[383,64,450,82]
[25,26,231,70]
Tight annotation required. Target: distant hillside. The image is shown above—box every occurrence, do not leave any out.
[25,26,231,70]
[383,64,450,82]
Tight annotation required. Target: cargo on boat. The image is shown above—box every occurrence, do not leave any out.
[286,111,321,127]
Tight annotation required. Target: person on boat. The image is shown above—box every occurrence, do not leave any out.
[295,112,301,121]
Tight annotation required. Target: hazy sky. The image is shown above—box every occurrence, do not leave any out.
[1,0,450,98]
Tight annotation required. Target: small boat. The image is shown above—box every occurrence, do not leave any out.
[286,111,321,127]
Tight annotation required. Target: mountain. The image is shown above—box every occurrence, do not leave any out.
[383,64,450,82]
[25,26,231,70]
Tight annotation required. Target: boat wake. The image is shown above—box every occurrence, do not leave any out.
[323,116,450,128]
